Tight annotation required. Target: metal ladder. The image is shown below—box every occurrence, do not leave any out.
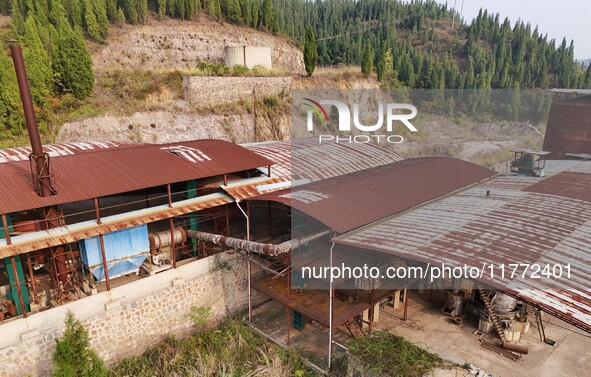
[478,288,507,343]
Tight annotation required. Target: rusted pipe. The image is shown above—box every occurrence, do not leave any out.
[169,218,176,268]
[185,229,332,256]
[2,214,11,245]
[502,342,529,354]
[94,198,101,224]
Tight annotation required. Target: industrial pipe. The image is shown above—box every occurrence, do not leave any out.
[149,228,187,250]
[502,341,529,354]
[185,229,332,256]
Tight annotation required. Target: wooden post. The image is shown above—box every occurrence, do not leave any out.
[403,286,409,321]
[26,253,38,304]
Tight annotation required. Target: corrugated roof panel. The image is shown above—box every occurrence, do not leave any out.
[249,157,496,233]
[243,138,404,182]
[0,140,272,214]
[334,160,591,332]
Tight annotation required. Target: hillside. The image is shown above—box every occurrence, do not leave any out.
[90,16,303,72]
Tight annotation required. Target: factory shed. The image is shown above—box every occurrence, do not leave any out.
[0,139,273,214]
[248,157,496,233]
[333,159,591,333]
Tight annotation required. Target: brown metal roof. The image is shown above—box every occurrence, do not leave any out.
[248,157,496,233]
[242,138,404,182]
[543,95,591,158]
[0,140,272,214]
[334,159,591,332]
[525,172,591,203]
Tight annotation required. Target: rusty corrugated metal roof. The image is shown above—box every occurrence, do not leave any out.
[221,176,291,201]
[242,138,404,182]
[0,140,272,214]
[0,193,232,258]
[543,95,591,158]
[334,159,591,332]
[248,157,496,233]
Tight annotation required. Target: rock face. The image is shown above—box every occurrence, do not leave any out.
[92,18,304,72]
[56,110,291,144]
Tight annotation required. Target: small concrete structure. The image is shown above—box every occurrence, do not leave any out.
[224,46,272,69]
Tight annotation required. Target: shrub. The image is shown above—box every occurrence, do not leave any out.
[52,311,107,377]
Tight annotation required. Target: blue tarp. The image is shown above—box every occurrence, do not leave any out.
[79,225,149,281]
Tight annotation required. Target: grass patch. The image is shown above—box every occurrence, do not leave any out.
[348,331,443,377]
[112,320,318,377]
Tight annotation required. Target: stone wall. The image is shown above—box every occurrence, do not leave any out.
[183,76,292,107]
[0,253,260,377]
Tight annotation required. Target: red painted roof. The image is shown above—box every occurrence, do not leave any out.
[0,140,272,214]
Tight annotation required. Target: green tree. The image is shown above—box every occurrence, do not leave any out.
[226,0,241,23]
[303,26,317,77]
[106,0,118,21]
[261,0,273,29]
[52,311,107,377]
[11,0,25,35]
[115,6,125,26]
[23,16,54,105]
[157,0,166,18]
[53,26,95,99]
[84,0,102,42]
[361,42,373,78]
[136,0,147,23]
[125,0,138,24]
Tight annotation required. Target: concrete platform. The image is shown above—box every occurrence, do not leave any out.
[375,291,591,377]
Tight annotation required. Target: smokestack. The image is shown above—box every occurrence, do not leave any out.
[8,40,56,197]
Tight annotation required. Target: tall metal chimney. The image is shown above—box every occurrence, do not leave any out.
[8,41,70,291]
[8,40,56,197]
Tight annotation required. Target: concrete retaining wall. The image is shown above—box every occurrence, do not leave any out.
[224,46,273,69]
[183,76,292,107]
[0,253,257,377]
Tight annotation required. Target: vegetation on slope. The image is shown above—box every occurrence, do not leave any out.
[348,331,443,377]
[113,320,318,377]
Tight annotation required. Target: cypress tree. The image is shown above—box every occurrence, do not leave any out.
[361,42,373,78]
[226,0,241,24]
[157,0,166,18]
[261,0,273,29]
[125,0,138,24]
[0,51,20,131]
[23,16,53,104]
[94,0,110,41]
[115,6,125,26]
[106,0,117,21]
[303,25,317,77]
[250,0,259,28]
[136,0,147,23]
[11,0,25,35]
[84,0,102,42]
[53,26,94,99]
